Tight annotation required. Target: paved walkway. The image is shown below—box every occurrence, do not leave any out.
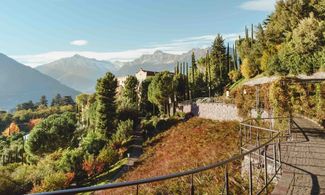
[272,118,325,195]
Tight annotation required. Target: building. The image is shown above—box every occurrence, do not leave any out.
[117,76,128,87]
[135,68,159,83]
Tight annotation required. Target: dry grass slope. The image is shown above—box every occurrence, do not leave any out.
[99,117,245,194]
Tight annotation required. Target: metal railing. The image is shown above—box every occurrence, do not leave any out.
[33,117,291,195]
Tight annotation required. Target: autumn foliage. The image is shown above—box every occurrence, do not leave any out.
[2,122,20,137]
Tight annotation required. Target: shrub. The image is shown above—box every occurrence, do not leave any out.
[240,58,257,79]
[80,131,106,155]
[97,144,119,167]
[111,120,133,148]
[228,70,241,82]
[82,154,105,177]
[31,172,70,193]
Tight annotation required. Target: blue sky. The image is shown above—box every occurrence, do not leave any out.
[0,0,276,67]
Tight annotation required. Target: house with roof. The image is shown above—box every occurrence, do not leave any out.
[135,68,159,83]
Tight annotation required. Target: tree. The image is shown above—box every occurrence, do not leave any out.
[139,78,156,116]
[241,58,258,79]
[191,52,197,82]
[122,75,139,105]
[51,94,62,107]
[16,100,35,111]
[39,96,48,107]
[25,112,77,156]
[148,72,174,114]
[61,96,75,106]
[95,72,117,136]
[209,34,228,94]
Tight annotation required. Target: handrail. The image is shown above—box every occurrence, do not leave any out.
[32,117,288,195]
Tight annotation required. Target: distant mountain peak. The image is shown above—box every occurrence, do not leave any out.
[154,50,164,54]
[73,54,83,58]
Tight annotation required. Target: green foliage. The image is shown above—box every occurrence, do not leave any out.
[111,120,133,147]
[80,131,106,155]
[0,112,12,133]
[95,72,117,136]
[31,171,69,193]
[241,58,258,79]
[148,71,174,114]
[139,78,156,116]
[25,112,77,156]
[96,144,119,167]
[228,70,242,82]
[50,94,74,107]
[0,163,33,195]
[123,75,139,104]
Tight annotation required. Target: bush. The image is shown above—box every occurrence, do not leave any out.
[228,70,241,82]
[0,163,33,195]
[31,172,70,193]
[80,131,106,155]
[97,144,119,167]
[111,120,133,147]
[241,58,258,79]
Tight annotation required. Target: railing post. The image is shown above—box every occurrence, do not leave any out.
[257,132,260,165]
[190,174,194,195]
[273,143,277,174]
[225,165,229,195]
[250,120,252,144]
[264,145,268,194]
[278,139,282,170]
[249,153,253,195]
[136,184,139,195]
[245,125,247,143]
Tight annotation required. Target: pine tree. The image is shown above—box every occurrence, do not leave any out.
[95,72,117,136]
[51,94,62,106]
[39,95,48,107]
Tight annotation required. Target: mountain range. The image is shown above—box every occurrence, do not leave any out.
[115,48,208,76]
[36,55,118,93]
[0,53,80,111]
[36,48,208,92]
[0,48,209,110]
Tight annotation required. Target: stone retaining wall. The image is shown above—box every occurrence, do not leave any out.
[178,102,270,121]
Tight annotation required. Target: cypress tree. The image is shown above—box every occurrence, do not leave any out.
[95,72,117,136]
[186,62,189,100]
[227,43,230,73]
[183,62,186,76]
[251,24,254,40]
[191,52,196,83]
[245,26,249,40]
[176,62,180,75]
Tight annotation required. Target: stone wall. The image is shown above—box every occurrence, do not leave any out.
[178,102,270,121]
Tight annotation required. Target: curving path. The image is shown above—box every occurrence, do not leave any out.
[272,118,325,195]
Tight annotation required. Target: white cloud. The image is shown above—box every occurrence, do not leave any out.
[240,0,277,12]
[12,32,243,67]
[70,40,88,46]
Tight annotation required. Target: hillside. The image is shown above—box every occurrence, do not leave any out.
[115,48,208,76]
[0,53,80,110]
[101,118,244,194]
[36,55,118,93]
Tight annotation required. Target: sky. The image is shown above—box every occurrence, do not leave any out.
[0,0,276,67]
